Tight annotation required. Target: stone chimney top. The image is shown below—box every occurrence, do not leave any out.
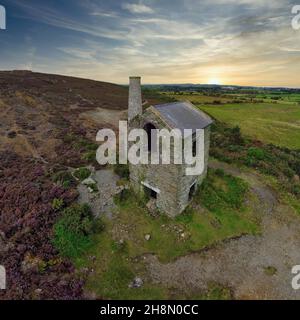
[128,76,142,121]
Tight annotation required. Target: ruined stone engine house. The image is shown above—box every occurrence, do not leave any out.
[128,76,213,217]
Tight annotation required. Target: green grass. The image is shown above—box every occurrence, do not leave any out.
[73,221,169,299]
[52,198,64,211]
[285,194,300,216]
[195,283,232,300]
[263,174,300,216]
[53,204,100,259]
[161,91,300,150]
[73,167,91,181]
[264,266,277,276]
[255,93,300,103]
[165,92,232,104]
[198,103,300,150]
[52,170,76,189]
[111,171,258,262]
[197,169,249,210]
[73,170,260,299]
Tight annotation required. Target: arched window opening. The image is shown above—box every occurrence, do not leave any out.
[192,140,197,157]
[143,123,157,152]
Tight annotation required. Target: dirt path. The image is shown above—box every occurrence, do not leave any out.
[145,160,300,299]
[80,107,127,129]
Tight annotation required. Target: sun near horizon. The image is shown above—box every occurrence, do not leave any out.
[207,78,222,85]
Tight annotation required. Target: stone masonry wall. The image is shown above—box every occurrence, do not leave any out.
[128,77,143,121]
[129,107,211,217]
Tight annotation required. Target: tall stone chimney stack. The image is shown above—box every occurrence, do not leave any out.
[128,76,142,121]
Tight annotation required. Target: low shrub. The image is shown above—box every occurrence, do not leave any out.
[52,170,75,189]
[197,169,248,211]
[53,204,102,259]
[247,147,266,161]
[86,182,99,193]
[292,184,300,197]
[291,160,300,176]
[52,198,64,211]
[73,167,91,181]
[114,163,130,180]
[244,156,257,167]
[82,151,96,162]
[210,121,300,195]
[228,126,245,146]
[215,168,225,177]
[73,138,98,152]
[114,189,132,205]
[228,145,243,152]
[264,266,277,276]
[203,283,232,300]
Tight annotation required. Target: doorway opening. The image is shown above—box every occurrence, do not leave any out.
[189,183,196,201]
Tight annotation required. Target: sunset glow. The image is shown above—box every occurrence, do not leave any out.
[207,78,222,85]
[0,0,299,87]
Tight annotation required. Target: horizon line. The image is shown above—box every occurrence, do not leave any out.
[2,69,300,90]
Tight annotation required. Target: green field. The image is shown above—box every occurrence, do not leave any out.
[160,90,300,150]
[198,103,300,150]
[164,91,300,105]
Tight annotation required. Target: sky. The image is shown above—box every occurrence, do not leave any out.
[0,0,300,86]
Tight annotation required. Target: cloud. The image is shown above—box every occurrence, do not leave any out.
[5,0,300,87]
[10,0,127,40]
[122,3,154,14]
[90,11,118,18]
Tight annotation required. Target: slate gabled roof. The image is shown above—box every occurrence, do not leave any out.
[153,101,213,133]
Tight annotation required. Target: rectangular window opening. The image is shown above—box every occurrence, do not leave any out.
[144,186,158,200]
